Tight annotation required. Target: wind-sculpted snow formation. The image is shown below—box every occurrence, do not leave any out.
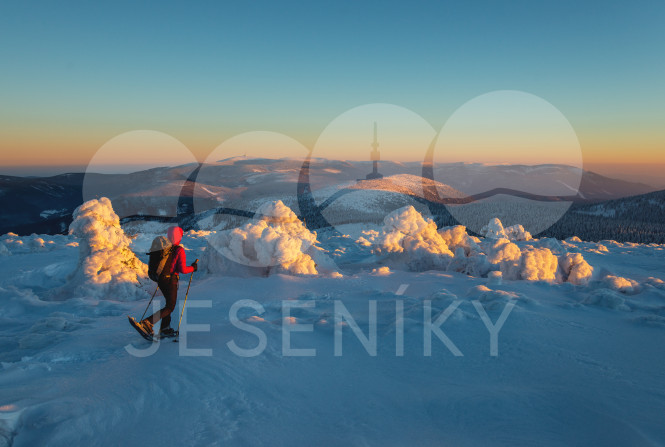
[559,252,594,285]
[480,217,533,241]
[357,205,456,271]
[358,206,594,284]
[65,197,148,300]
[0,232,76,254]
[204,200,333,275]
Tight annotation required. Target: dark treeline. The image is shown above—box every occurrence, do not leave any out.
[538,190,665,243]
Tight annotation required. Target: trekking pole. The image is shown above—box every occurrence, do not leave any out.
[140,284,160,321]
[175,259,198,339]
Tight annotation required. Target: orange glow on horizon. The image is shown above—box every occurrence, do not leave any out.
[1,127,663,169]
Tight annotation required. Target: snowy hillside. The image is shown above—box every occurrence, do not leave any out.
[543,189,665,243]
[432,163,655,200]
[1,199,664,446]
[1,159,659,237]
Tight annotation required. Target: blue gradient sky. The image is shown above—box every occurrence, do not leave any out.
[1,0,664,182]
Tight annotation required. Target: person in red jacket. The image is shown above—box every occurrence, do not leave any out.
[141,226,197,338]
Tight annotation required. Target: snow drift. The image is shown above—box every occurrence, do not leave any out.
[65,197,148,300]
[0,242,10,256]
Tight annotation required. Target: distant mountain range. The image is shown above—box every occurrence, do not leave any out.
[430,163,655,202]
[0,159,662,242]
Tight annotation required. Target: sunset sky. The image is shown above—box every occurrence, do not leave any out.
[1,1,663,184]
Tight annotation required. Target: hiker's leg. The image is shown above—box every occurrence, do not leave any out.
[159,275,179,329]
[144,276,175,325]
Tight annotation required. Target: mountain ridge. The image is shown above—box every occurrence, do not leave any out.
[0,160,661,240]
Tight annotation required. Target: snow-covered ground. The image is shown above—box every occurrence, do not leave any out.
[1,201,665,446]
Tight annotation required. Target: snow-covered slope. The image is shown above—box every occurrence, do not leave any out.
[543,189,665,243]
[432,163,655,200]
[1,204,664,446]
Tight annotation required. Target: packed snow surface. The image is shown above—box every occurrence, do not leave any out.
[1,200,664,446]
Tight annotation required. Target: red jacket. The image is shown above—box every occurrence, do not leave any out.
[166,245,194,275]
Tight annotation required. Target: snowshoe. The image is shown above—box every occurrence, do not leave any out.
[128,316,155,342]
[159,327,177,339]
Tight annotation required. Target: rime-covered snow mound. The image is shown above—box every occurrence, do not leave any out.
[0,233,76,254]
[65,197,148,300]
[559,253,594,285]
[483,238,522,279]
[480,217,532,241]
[519,247,558,281]
[204,200,330,275]
[360,207,594,284]
[358,206,455,271]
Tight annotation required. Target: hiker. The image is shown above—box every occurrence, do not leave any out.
[140,226,197,338]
